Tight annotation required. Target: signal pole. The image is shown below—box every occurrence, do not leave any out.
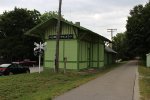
[55,0,62,73]
[107,29,117,40]
[34,42,47,73]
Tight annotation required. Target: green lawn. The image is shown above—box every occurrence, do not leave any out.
[0,62,125,100]
[139,61,150,100]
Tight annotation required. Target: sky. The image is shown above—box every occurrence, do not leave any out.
[0,0,148,39]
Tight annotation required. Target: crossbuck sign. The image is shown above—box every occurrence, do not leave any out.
[34,42,47,73]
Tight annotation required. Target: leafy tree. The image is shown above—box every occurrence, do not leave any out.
[0,7,41,37]
[126,2,150,59]
[112,33,128,60]
[40,11,66,22]
[0,7,41,62]
[40,11,58,22]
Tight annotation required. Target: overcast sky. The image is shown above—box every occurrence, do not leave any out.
[0,0,148,39]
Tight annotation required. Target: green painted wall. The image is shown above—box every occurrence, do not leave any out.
[78,40,105,69]
[45,23,77,40]
[44,40,78,69]
[104,52,115,65]
[43,21,106,70]
[78,41,90,69]
[92,43,98,67]
[99,43,104,68]
[44,22,78,70]
[104,52,108,65]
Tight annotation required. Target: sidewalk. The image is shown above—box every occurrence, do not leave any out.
[54,61,139,100]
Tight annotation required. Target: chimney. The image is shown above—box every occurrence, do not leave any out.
[75,22,80,26]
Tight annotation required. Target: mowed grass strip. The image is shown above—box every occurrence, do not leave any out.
[0,62,125,100]
[139,61,150,100]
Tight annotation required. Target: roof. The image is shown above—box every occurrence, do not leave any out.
[105,46,117,54]
[25,16,111,42]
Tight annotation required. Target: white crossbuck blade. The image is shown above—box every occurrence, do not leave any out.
[34,42,47,51]
[42,42,47,47]
[34,47,39,51]
[34,42,39,47]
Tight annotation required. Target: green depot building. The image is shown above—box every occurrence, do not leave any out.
[104,46,117,65]
[26,17,116,70]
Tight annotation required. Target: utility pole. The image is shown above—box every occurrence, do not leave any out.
[55,0,62,73]
[107,29,117,48]
[107,29,117,40]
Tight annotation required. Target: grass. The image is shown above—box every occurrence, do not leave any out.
[0,62,126,100]
[138,61,150,100]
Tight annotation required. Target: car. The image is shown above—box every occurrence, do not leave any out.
[0,63,30,76]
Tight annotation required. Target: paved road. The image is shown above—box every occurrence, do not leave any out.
[54,61,138,100]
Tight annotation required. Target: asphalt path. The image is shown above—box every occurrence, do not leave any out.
[53,61,138,100]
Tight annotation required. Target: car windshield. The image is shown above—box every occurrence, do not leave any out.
[0,64,11,68]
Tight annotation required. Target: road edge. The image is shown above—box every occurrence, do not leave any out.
[133,63,140,100]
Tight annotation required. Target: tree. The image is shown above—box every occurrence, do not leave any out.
[0,7,41,37]
[126,2,150,59]
[41,11,58,22]
[0,7,41,62]
[40,11,65,22]
[112,33,128,60]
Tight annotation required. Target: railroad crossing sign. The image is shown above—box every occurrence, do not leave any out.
[34,42,47,73]
[34,42,47,52]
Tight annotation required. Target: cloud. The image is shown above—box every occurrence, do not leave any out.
[0,0,148,39]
